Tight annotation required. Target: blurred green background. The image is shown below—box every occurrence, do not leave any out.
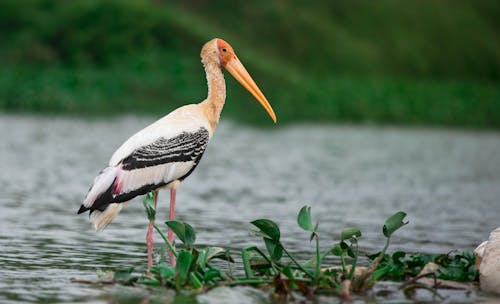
[1,0,499,128]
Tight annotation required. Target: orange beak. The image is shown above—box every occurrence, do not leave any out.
[224,56,277,123]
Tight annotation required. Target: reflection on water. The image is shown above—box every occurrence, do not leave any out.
[1,114,499,303]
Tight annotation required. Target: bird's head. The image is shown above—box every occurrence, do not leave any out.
[202,38,277,123]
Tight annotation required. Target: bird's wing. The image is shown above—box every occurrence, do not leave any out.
[109,104,210,166]
[113,126,210,198]
[119,127,209,170]
[80,127,210,214]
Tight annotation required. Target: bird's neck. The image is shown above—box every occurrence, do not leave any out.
[200,61,226,131]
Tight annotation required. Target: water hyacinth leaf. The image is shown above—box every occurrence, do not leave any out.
[96,269,107,278]
[341,227,362,242]
[251,219,280,242]
[340,241,349,250]
[383,211,408,238]
[151,264,175,280]
[176,251,194,285]
[166,220,196,246]
[282,265,295,280]
[113,267,134,284]
[367,252,382,261]
[297,205,315,232]
[204,268,221,282]
[282,265,297,289]
[264,237,283,262]
[332,244,343,256]
[392,251,406,264]
[347,247,356,258]
[189,272,203,289]
[372,265,390,281]
[138,276,161,286]
[205,247,234,263]
[143,192,156,221]
[197,249,208,269]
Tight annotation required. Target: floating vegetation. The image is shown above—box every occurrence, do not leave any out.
[84,193,477,301]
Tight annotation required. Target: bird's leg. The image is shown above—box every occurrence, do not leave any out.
[146,191,159,269]
[168,188,177,266]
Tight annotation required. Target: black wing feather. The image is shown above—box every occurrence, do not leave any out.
[121,127,210,170]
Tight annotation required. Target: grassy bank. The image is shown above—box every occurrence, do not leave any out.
[0,0,499,128]
[2,60,498,128]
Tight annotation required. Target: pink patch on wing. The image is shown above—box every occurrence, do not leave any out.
[113,178,123,195]
[112,164,124,195]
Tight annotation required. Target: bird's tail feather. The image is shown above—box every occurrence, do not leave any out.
[90,203,124,231]
[79,166,123,231]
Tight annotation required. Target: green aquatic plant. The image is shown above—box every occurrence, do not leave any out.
[93,194,477,300]
[369,250,478,282]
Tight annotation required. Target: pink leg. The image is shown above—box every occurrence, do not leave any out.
[168,189,176,266]
[146,191,159,269]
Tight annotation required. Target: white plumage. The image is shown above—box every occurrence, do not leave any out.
[109,105,211,166]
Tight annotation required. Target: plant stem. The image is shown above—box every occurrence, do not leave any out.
[242,246,277,278]
[314,234,321,285]
[381,236,391,257]
[356,235,392,291]
[348,243,359,280]
[281,245,315,279]
[153,223,178,258]
[340,254,347,274]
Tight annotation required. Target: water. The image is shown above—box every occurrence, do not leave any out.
[1,114,499,303]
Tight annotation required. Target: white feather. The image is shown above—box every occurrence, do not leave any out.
[83,166,119,208]
[109,104,211,166]
[118,161,195,193]
[91,203,124,231]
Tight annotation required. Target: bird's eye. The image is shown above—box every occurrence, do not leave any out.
[222,48,227,53]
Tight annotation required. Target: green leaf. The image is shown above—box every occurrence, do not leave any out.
[282,265,297,288]
[251,219,280,243]
[297,205,315,232]
[341,227,362,242]
[197,247,232,268]
[143,192,156,221]
[176,251,195,286]
[371,265,390,281]
[264,238,283,262]
[331,244,343,256]
[166,220,196,246]
[189,272,203,289]
[340,241,349,250]
[204,268,222,282]
[113,267,134,284]
[282,265,294,279]
[151,264,175,280]
[383,211,408,237]
[205,247,234,263]
[137,276,162,286]
[196,249,208,269]
[347,247,356,258]
[392,251,406,264]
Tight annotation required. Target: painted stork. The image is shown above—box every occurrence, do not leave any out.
[77,38,276,268]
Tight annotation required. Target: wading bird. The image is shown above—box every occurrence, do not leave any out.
[78,38,277,268]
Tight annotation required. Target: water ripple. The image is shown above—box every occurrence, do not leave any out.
[1,114,499,303]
